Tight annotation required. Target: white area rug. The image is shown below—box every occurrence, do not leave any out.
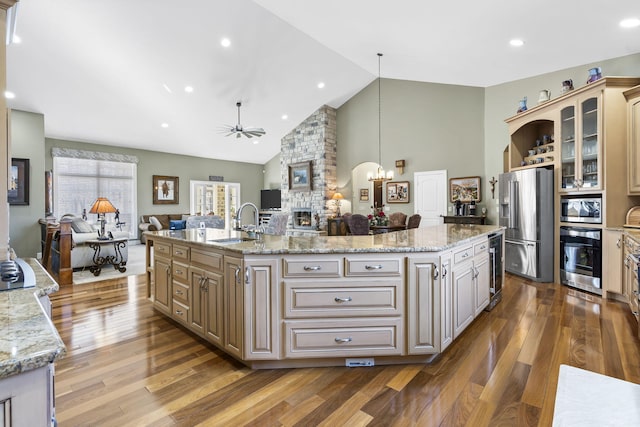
[73,242,146,284]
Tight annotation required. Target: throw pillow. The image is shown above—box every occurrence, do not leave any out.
[70,217,94,233]
[149,216,163,230]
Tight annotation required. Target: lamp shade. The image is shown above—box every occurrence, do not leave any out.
[332,192,344,201]
[89,197,117,214]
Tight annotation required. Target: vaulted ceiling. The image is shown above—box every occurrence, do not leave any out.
[6,0,640,164]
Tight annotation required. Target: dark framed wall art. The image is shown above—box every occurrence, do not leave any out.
[288,161,312,192]
[153,175,179,204]
[8,158,29,205]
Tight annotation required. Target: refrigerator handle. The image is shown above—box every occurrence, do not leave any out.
[508,180,518,229]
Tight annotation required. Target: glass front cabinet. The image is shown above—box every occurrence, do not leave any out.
[560,94,601,192]
[190,180,241,230]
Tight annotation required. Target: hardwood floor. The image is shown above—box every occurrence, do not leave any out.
[50,273,640,426]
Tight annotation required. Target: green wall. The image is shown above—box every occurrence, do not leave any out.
[9,110,45,258]
[336,78,485,217]
[262,154,281,190]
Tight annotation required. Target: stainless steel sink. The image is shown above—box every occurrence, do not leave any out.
[207,237,250,244]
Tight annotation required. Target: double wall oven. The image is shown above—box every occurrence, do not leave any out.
[559,195,602,295]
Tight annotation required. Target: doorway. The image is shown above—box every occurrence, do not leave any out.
[414,170,447,226]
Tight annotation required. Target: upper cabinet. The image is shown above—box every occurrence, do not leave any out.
[625,85,640,195]
[559,94,601,191]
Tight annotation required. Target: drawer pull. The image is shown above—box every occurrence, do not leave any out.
[479,244,486,250]
[175,269,182,275]
[175,289,183,295]
[365,264,383,270]
[462,253,469,258]
[175,309,183,315]
[303,265,322,271]
[334,296,352,303]
[175,250,184,255]
[334,337,352,343]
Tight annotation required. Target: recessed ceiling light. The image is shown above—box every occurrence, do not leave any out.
[4,91,15,99]
[12,35,20,43]
[253,140,260,145]
[184,86,194,93]
[620,18,640,28]
[317,82,325,89]
[162,84,172,94]
[161,123,169,128]
[281,114,288,120]
[509,39,524,47]
[221,38,231,47]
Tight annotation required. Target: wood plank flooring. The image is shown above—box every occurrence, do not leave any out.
[49,273,640,426]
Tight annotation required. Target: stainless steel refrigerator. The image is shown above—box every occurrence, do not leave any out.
[499,168,554,282]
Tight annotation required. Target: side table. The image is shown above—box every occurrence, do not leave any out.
[86,238,128,276]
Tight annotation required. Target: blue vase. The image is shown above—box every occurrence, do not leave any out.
[517,96,528,113]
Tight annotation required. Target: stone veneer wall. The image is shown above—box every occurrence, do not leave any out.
[281,105,337,230]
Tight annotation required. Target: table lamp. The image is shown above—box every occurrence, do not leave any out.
[332,192,344,217]
[89,197,117,239]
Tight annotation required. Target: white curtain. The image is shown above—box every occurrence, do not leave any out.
[52,148,138,239]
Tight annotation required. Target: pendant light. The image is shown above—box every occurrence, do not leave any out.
[368,52,394,182]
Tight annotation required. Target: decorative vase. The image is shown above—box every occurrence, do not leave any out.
[517,96,528,113]
[587,67,602,83]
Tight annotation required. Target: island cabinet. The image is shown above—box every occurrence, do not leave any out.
[602,229,623,295]
[625,85,640,194]
[282,254,404,358]
[189,247,224,345]
[451,237,490,338]
[406,254,441,354]
[223,255,244,359]
[152,241,172,315]
[171,244,190,325]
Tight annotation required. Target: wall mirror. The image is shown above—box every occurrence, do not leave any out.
[351,162,383,215]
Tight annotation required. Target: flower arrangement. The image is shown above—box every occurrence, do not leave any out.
[368,205,388,226]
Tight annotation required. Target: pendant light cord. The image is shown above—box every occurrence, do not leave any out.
[378,53,382,171]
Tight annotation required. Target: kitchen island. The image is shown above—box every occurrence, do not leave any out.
[0,259,66,425]
[146,224,502,368]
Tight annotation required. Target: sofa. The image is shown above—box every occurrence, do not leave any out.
[138,214,189,243]
[63,214,129,270]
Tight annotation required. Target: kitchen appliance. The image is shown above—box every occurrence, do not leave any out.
[485,232,504,311]
[560,226,602,295]
[560,195,602,224]
[499,168,554,282]
[0,258,36,291]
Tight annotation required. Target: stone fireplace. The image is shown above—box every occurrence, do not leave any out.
[292,208,313,229]
[281,105,337,231]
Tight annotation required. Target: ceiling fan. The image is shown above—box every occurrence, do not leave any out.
[220,101,266,139]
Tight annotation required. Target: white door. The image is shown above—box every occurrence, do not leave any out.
[414,170,447,227]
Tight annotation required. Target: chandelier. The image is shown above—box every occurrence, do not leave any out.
[368,53,394,182]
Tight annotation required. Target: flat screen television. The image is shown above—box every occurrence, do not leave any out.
[260,189,281,210]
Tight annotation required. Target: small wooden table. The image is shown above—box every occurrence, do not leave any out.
[370,225,407,234]
[86,238,128,276]
[327,217,348,236]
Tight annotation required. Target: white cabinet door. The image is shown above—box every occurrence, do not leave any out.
[407,255,440,354]
[440,252,453,351]
[474,254,491,316]
[452,261,474,339]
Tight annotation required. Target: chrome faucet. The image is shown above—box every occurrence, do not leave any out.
[235,202,261,238]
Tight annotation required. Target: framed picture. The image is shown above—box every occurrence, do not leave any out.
[359,188,369,202]
[386,181,410,203]
[153,175,179,204]
[288,161,312,192]
[450,176,481,202]
[8,158,29,205]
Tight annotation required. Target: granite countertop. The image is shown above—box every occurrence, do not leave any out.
[147,224,503,255]
[0,258,66,379]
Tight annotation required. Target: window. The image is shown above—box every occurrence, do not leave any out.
[53,148,138,239]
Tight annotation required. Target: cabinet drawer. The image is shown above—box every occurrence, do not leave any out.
[191,248,223,271]
[154,242,171,258]
[474,239,489,256]
[172,281,189,305]
[345,257,402,277]
[172,261,189,282]
[172,244,190,261]
[172,300,189,324]
[283,257,341,278]
[284,280,403,318]
[453,246,473,264]
[284,318,402,358]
